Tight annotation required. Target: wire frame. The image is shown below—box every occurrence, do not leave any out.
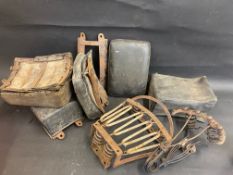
[90,95,174,168]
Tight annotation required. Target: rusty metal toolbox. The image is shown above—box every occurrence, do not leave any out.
[108,39,151,97]
[148,73,217,112]
[72,50,108,120]
[0,52,73,107]
[31,101,84,140]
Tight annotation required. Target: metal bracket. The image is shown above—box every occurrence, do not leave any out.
[77,32,108,87]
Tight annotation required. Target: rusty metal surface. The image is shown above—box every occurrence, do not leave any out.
[90,95,173,169]
[0,52,73,107]
[0,93,231,175]
[87,52,108,113]
[77,32,108,87]
[144,108,226,173]
[90,96,226,172]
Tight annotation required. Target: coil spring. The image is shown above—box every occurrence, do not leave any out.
[92,130,103,145]
[207,127,225,144]
[206,116,225,145]
[103,144,114,159]
[187,115,197,129]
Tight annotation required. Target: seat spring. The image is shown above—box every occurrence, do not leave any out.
[112,121,150,136]
[101,105,132,123]
[103,144,114,158]
[100,103,125,122]
[92,130,103,145]
[187,115,196,128]
[104,112,143,127]
[120,124,154,146]
[122,131,160,147]
[126,134,161,154]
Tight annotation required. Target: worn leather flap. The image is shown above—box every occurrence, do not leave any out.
[72,50,108,119]
[86,51,108,112]
[0,52,73,92]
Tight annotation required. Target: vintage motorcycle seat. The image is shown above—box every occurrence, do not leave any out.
[72,50,108,120]
[148,73,218,112]
[108,39,151,97]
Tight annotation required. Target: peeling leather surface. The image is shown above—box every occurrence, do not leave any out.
[72,52,102,120]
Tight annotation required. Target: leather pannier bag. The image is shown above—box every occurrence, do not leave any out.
[0,52,73,107]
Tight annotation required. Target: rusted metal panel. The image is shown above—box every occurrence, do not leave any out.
[0,52,73,107]
[72,50,108,120]
[148,73,217,112]
[31,101,84,140]
[108,39,151,97]
[77,32,108,87]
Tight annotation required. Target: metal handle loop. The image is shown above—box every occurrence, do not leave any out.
[131,95,174,138]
